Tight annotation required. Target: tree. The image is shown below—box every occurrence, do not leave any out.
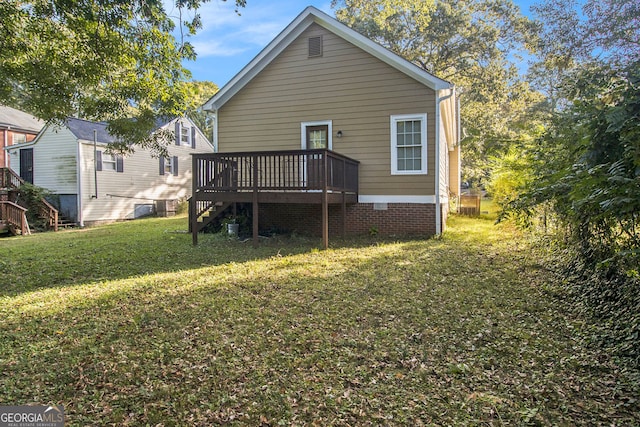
[184,81,219,143]
[331,0,542,185]
[0,0,245,156]
[502,0,640,367]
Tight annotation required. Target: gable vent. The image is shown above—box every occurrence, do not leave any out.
[308,36,323,58]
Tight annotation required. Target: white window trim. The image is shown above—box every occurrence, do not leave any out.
[179,123,192,147]
[13,133,27,145]
[102,153,117,171]
[164,157,174,175]
[300,120,332,150]
[390,113,428,175]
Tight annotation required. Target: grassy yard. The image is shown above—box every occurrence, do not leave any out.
[1,214,638,426]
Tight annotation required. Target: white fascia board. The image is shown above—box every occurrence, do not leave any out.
[4,139,37,151]
[4,123,49,152]
[204,6,453,112]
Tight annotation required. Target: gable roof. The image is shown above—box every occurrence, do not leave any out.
[65,116,213,147]
[204,6,453,112]
[0,105,45,133]
[65,117,116,144]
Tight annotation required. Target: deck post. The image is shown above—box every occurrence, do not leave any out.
[252,154,259,248]
[342,192,346,238]
[322,152,329,249]
[191,155,198,246]
[342,157,347,238]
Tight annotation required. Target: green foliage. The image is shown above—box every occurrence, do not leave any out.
[15,182,56,231]
[504,62,640,366]
[0,0,243,157]
[1,215,639,424]
[497,0,640,369]
[184,80,219,143]
[487,147,531,208]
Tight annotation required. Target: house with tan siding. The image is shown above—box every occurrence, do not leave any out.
[7,117,213,226]
[191,6,460,247]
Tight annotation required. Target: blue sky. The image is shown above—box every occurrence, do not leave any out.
[169,0,537,87]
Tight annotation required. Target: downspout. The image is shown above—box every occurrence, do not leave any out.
[93,130,98,198]
[212,110,219,153]
[435,89,455,236]
[76,139,84,227]
[457,92,462,207]
[3,127,8,167]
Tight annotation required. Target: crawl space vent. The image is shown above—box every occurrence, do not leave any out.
[308,36,323,57]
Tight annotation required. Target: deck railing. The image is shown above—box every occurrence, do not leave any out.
[0,201,29,235]
[193,149,359,194]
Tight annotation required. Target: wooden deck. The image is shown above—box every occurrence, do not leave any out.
[190,149,359,247]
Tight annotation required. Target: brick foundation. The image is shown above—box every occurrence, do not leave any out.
[257,202,437,237]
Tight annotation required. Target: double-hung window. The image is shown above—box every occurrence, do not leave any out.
[390,114,427,175]
[102,154,117,171]
[159,156,178,176]
[13,133,27,145]
[175,120,196,148]
[96,151,123,172]
[180,125,191,146]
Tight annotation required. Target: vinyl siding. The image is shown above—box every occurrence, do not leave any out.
[24,126,78,194]
[217,23,437,197]
[78,119,213,222]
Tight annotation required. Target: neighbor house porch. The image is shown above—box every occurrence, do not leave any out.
[190,149,359,248]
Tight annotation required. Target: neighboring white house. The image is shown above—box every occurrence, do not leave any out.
[6,117,214,226]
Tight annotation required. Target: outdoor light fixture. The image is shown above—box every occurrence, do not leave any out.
[337,130,343,138]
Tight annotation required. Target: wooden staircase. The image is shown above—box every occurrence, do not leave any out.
[0,167,62,235]
[189,198,233,233]
[0,201,29,235]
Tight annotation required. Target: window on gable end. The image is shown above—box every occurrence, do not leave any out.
[180,125,191,146]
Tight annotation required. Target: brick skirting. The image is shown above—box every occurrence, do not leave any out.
[258,202,438,237]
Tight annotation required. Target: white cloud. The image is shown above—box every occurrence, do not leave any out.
[165,0,339,59]
[190,39,250,57]
[186,1,303,58]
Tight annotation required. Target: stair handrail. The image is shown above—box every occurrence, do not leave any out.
[1,167,59,231]
[1,167,25,189]
[38,198,59,231]
[0,200,30,235]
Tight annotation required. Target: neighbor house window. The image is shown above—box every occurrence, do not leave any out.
[159,156,178,176]
[13,133,27,145]
[175,121,196,148]
[96,151,124,172]
[390,114,427,175]
[102,154,117,171]
[180,125,191,146]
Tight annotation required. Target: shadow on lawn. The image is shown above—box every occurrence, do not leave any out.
[0,214,465,298]
[3,216,638,426]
